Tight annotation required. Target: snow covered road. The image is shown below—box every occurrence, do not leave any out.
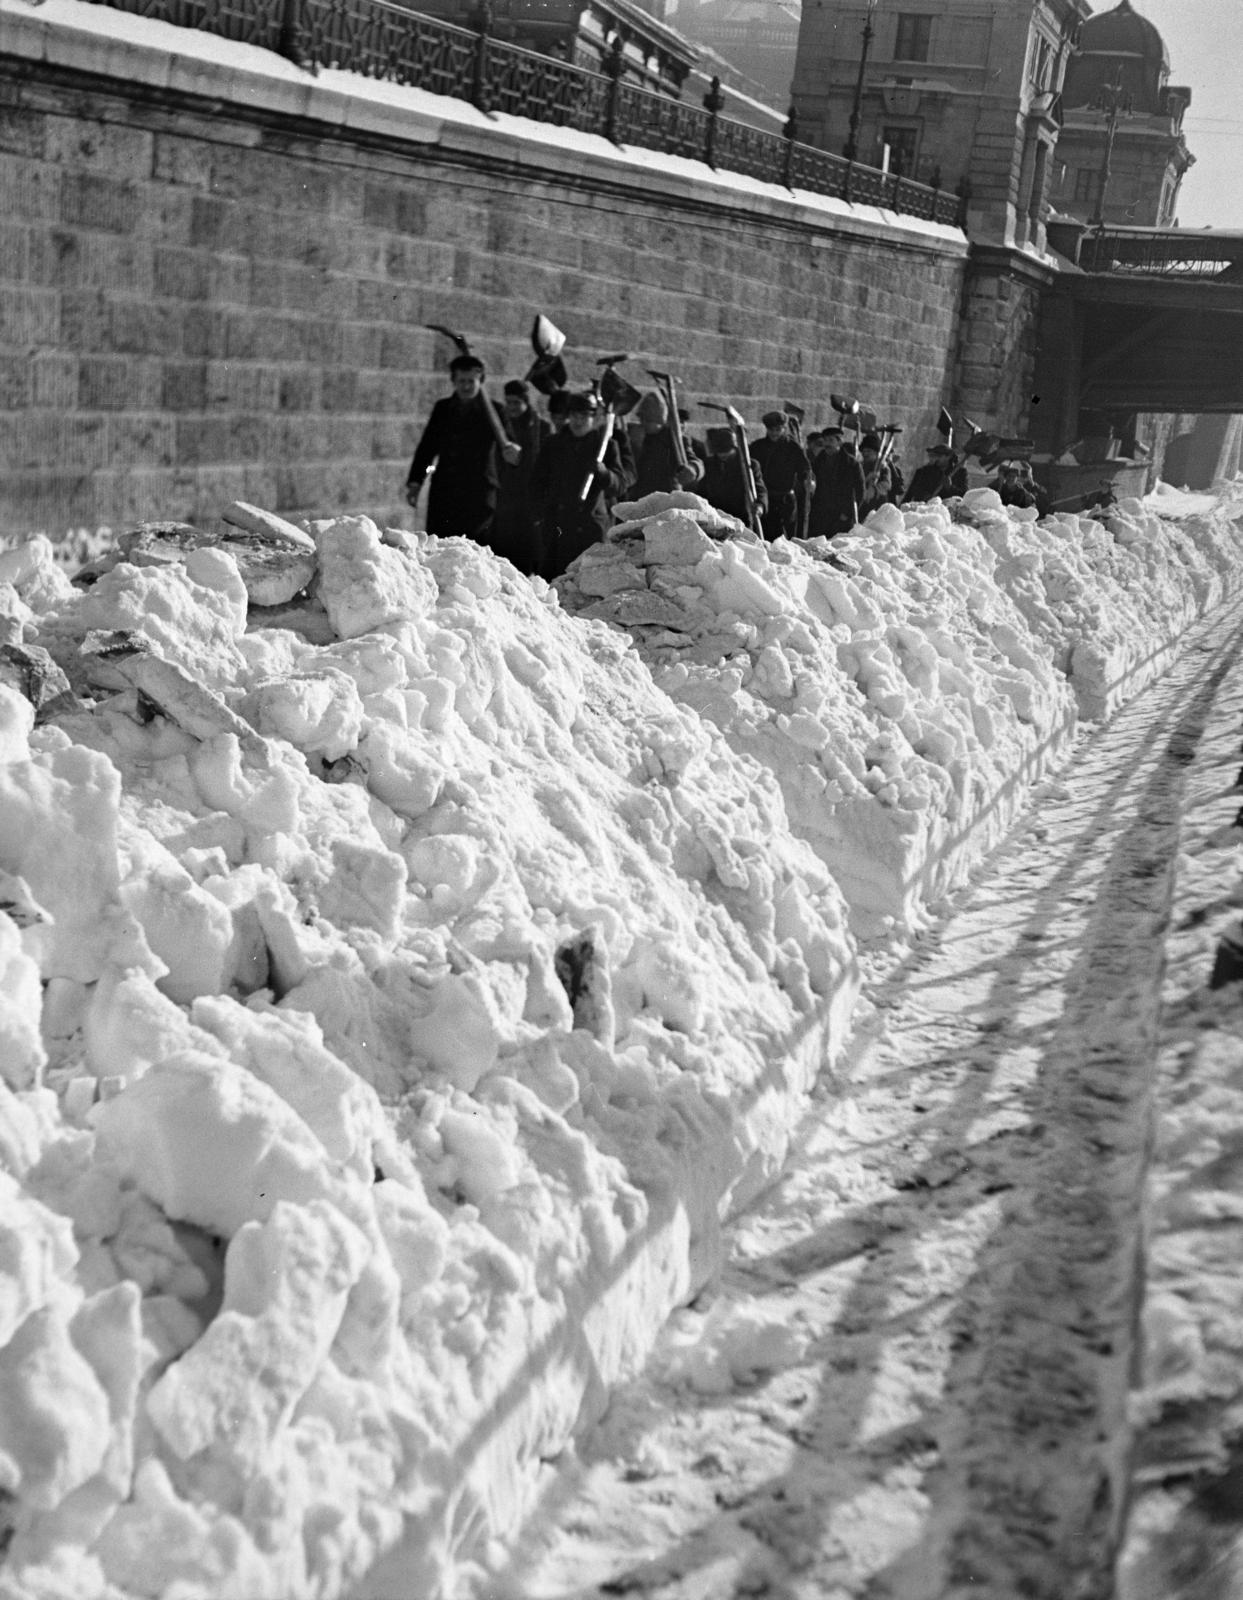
[485,588,1243,1600]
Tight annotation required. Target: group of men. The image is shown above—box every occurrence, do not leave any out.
[404,353,1040,580]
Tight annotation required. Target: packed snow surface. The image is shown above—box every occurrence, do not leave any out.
[0,483,1240,1599]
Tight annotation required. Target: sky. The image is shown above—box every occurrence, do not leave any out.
[1126,0,1243,228]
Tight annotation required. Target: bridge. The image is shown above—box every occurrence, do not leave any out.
[1033,226,1243,451]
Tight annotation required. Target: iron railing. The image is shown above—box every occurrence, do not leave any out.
[79,0,966,228]
[1078,227,1243,281]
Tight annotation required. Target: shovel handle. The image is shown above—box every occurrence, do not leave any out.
[579,411,616,502]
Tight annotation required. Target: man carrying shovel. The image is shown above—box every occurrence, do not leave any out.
[750,411,811,540]
[405,347,520,544]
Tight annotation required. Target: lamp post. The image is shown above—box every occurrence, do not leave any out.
[844,0,878,163]
[1090,66,1132,227]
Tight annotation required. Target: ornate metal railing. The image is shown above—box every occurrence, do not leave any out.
[79,0,966,228]
[1078,227,1243,281]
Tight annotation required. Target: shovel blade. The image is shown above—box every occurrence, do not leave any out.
[530,313,566,358]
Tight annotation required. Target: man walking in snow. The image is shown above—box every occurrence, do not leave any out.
[807,427,865,537]
[405,354,520,542]
[700,427,767,528]
[750,411,811,540]
[903,441,968,504]
[534,392,632,579]
[492,379,551,575]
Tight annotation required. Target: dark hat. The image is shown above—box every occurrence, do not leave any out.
[565,391,600,415]
[761,410,786,428]
[860,432,882,451]
[822,425,843,438]
[449,353,485,374]
[503,379,530,399]
[547,390,572,418]
[706,427,735,451]
[636,390,667,426]
[927,441,954,456]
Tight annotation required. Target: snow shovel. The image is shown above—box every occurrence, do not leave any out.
[526,312,568,395]
[578,355,634,503]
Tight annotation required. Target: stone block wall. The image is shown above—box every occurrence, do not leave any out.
[954,245,1052,438]
[1,11,969,538]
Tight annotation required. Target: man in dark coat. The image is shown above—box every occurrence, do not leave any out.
[807,427,865,537]
[903,442,969,504]
[750,411,811,540]
[534,392,632,579]
[858,431,903,516]
[700,427,767,528]
[492,378,551,575]
[631,390,704,499]
[404,354,519,541]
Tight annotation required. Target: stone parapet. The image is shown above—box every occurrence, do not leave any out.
[1,0,968,537]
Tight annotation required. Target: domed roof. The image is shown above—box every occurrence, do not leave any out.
[1079,1,1169,74]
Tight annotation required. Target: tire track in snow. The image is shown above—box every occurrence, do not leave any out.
[479,593,1243,1600]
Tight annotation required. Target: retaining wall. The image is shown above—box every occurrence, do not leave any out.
[1,0,969,537]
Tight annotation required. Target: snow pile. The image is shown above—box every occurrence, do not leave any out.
[557,490,1243,933]
[0,478,1239,1600]
[0,518,856,1599]
[561,496,1073,933]
[964,487,1243,719]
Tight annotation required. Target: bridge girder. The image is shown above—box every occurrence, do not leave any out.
[1034,273,1243,449]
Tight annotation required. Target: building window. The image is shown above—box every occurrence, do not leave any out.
[882,125,919,176]
[1030,35,1052,90]
[1073,167,1101,204]
[893,14,932,63]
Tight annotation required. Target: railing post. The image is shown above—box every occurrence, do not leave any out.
[843,158,854,203]
[955,175,972,230]
[603,36,625,143]
[472,0,493,113]
[891,171,902,212]
[278,0,311,71]
[703,75,724,169]
[782,103,797,189]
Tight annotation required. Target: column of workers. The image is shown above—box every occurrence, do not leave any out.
[404,352,1051,581]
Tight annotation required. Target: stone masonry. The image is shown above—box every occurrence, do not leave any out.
[1,6,969,538]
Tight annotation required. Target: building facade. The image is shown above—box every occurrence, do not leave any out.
[791,0,1089,255]
[1049,0,1193,227]
[675,0,801,111]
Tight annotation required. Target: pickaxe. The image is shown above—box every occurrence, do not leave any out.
[782,401,806,442]
[701,399,762,533]
[425,323,515,459]
[934,405,956,449]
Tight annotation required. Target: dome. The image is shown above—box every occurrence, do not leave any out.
[1078,1,1169,75]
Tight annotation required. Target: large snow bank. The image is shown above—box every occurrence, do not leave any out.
[0,517,855,1599]
[557,488,1243,932]
[0,483,1239,1598]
